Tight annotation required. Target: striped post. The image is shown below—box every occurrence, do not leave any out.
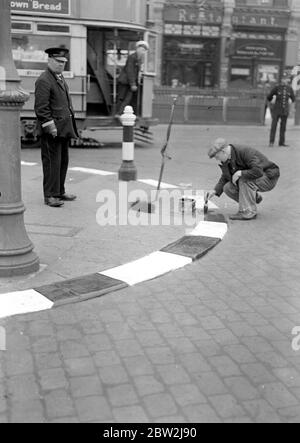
[119,106,137,181]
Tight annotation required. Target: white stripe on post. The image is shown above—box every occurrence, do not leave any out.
[119,106,138,181]
[122,142,135,161]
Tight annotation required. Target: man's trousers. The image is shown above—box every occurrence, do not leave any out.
[224,172,280,215]
[116,84,138,115]
[41,135,69,198]
[270,113,288,145]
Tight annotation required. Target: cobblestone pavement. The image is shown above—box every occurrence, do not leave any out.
[1,124,300,423]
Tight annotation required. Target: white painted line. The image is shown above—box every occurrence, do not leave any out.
[188,221,228,239]
[100,251,192,286]
[70,167,116,176]
[21,161,38,166]
[138,179,179,189]
[0,290,54,320]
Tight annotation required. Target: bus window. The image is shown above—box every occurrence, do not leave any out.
[12,34,71,72]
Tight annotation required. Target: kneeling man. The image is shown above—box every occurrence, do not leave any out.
[208,138,280,220]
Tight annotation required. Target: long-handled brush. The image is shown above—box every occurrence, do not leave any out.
[204,192,209,215]
[131,96,178,214]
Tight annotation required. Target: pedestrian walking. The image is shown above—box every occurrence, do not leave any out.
[34,47,78,208]
[207,138,280,221]
[267,74,295,147]
[115,40,149,117]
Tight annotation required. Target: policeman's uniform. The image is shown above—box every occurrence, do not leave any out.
[34,47,78,207]
[267,76,295,147]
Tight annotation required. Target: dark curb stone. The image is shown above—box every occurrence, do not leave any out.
[204,211,228,224]
[33,212,228,308]
[161,236,221,261]
[35,274,128,306]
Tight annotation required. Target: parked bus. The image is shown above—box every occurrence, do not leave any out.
[10,0,157,147]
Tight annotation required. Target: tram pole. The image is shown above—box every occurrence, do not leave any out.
[0,0,39,276]
[118,106,137,182]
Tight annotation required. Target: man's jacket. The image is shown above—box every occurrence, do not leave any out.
[34,68,78,139]
[118,52,141,87]
[215,145,280,197]
[267,84,295,116]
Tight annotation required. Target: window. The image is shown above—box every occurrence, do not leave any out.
[145,33,157,74]
[11,22,32,32]
[236,0,289,6]
[257,64,279,86]
[12,34,71,71]
[37,24,70,34]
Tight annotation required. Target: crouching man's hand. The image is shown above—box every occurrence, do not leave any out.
[207,190,217,200]
[232,170,242,186]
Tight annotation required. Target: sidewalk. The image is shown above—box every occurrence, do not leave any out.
[0,124,300,423]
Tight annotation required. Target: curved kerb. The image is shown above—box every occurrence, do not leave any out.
[0,212,228,319]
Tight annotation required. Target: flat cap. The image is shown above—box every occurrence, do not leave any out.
[45,47,69,62]
[136,40,149,51]
[208,138,228,158]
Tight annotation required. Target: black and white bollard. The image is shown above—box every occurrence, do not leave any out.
[119,106,138,182]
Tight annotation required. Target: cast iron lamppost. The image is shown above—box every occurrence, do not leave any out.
[0,0,39,276]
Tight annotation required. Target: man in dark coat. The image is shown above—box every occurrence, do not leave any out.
[35,47,78,207]
[267,74,295,147]
[207,138,280,220]
[116,40,149,116]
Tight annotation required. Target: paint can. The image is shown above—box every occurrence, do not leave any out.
[180,197,196,214]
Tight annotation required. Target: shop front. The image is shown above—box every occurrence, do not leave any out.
[162,3,224,88]
[229,9,290,89]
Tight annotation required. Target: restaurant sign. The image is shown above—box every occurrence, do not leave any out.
[232,11,290,28]
[11,0,70,15]
[164,5,223,25]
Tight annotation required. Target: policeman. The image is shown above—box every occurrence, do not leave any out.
[267,74,295,147]
[115,40,149,117]
[34,47,78,207]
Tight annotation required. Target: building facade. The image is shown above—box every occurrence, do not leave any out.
[149,0,300,89]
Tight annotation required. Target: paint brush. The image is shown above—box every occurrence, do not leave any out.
[204,192,209,215]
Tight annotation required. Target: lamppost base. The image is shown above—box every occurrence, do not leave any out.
[119,161,138,182]
[0,254,40,278]
[0,211,40,278]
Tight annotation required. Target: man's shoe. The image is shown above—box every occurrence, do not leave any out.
[269,142,274,147]
[256,193,263,205]
[279,143,289,147]
[59,194,77,201]
[45,197,64,207]
[229,212,257,221]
